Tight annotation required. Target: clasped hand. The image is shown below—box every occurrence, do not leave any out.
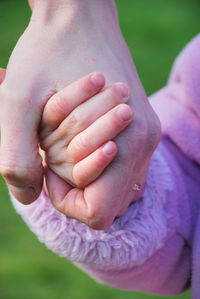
[0,9,160,229]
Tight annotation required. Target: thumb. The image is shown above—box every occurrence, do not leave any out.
[0,87,43,204]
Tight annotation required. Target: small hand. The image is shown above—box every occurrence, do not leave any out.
[40,72,133,188]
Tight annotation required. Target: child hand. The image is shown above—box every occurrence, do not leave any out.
[40,72,133,188]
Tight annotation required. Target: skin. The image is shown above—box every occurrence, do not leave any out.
[0,0,161,229]
[40,72,133,188]
[0,69,6,84]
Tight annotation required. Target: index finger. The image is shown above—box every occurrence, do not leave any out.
[41,72,105,133]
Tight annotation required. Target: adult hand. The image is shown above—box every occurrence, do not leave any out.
[0,0,161,228]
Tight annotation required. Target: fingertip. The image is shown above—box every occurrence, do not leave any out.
[114,82,131,102]
[73,141,117,188]
[90,72,105,88]
[116,104,133,122]
[102,141,117,157]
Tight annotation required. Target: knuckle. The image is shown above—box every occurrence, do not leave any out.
[59,113,75,135]
[72,110,88,129]
[72,167,87,188]
[87,212,112,230]
[59,111,87,141]
[76,133,89,153]
[145,113,161,153]
[134,115,148,143]
[86,202,115,230]
[40,131,61,151]
[58,113,77,140]
[133,110,161,154]
[1,166,17,180]
[0,165,27,184]
[67,134,89,163]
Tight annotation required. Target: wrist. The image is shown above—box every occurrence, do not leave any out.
[30,0,118,30]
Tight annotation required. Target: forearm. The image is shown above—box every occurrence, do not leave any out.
[28,0,115,10]
[29,0,116,9]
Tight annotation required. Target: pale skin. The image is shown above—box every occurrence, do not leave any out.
[0,0,161,229]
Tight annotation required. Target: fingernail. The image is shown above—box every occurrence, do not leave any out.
[115,83,130,102]
[102,141,116,156]
[91,73,105,86]
[117,105,133,121]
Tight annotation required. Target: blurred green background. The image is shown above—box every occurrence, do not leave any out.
[0,0,199,298]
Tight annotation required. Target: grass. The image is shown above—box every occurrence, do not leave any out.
[0,0,199,298]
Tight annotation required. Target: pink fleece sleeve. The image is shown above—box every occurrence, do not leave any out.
[150,34,200,165]
[10,145,193,296]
